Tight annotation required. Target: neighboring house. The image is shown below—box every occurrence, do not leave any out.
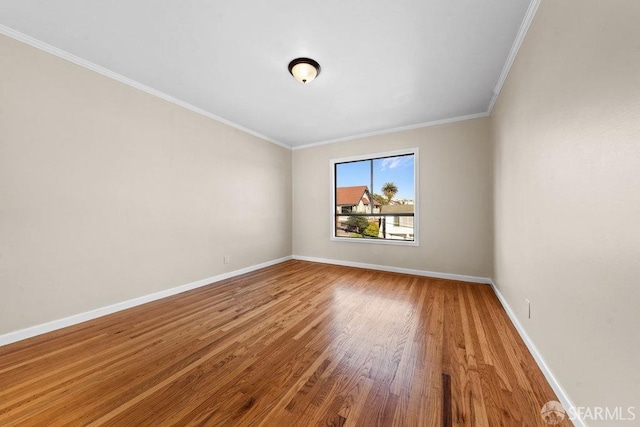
[392,198,414,206]
[379,204,414,240]
[336,185,380,214]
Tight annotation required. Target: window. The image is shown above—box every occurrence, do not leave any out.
[331,148,418,245]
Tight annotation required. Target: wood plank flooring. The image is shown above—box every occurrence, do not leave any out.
[0,260,571,426]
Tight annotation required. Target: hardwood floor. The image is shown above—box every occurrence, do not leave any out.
[0,260,571,426]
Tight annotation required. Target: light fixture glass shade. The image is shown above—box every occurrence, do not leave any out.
[288,58,321,84]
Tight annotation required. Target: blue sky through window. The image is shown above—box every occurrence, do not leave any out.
[336,154,415,200]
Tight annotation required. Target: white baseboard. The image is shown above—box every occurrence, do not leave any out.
[0,256,292,348]
[0,255,585,426]
[292,255,492,284]
[294,256,585,425]
[489,280,586,427]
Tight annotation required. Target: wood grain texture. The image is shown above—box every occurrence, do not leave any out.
[0,260,572,426]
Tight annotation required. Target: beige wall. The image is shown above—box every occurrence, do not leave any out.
[0,34,292,336]
[293,118,493,278]
[492,0,640,417]
[4,1,638,417]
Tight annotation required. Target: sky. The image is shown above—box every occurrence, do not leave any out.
[336,154,415,200]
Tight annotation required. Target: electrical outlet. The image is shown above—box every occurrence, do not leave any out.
[525,298,531,319]
[224,255,230,265]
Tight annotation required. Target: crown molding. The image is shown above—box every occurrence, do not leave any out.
[1,0,540,152]
[292,112,489,151]
[0,25,291,150]
[487,0,541,113]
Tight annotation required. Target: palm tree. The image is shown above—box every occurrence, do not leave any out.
[382,182,398,204]
[373,193,388,206]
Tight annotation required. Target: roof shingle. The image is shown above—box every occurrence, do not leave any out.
[336,186,380,206]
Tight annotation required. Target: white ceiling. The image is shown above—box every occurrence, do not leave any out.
[0,0,533,148]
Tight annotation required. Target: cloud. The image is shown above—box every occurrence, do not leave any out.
[380,156,411,170]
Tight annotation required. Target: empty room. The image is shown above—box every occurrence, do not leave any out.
[0,0,638,426]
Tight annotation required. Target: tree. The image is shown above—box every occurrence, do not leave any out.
[373,193,388,206]
[363,222,380,238]
[345,216,369,235]
[382,182,398,204]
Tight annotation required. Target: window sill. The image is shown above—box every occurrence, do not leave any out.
[330,236,419,247]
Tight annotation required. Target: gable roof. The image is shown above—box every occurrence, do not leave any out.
[336,186,367,206]
[336,186,381,206]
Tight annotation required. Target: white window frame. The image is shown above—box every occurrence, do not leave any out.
[330,147,419,246]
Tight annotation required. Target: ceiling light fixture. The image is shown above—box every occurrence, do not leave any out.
[288,57,321,84]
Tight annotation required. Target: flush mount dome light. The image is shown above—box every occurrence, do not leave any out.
[288,57,321,84]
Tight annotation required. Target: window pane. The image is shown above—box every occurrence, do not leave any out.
[333,151,416,243]
[373,155,415,241]
[372,154,415,208]
[378,215,414,240]
[335,215,378,238]
[335,160,378,215]
[335,215,414,241]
